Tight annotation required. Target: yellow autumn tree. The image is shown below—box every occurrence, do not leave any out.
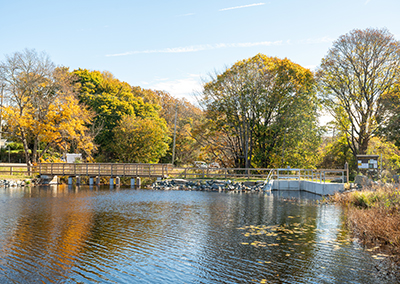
[112,115,169,163]
[0,49,95,165]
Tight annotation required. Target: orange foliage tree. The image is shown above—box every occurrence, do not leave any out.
[0,49,95,165]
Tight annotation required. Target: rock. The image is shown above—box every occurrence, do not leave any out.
[152,178,268,193]
[354,175,372,187]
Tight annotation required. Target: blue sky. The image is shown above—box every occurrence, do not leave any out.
[1,0,400,103]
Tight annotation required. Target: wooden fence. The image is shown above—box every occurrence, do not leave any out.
[0,163,31,176]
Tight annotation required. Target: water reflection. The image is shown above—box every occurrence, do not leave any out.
[0,187,393,283]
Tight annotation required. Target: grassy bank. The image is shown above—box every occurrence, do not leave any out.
[0,174,32,182]
[331,184,400,266]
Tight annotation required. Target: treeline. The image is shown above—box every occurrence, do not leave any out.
[1,27,400,178]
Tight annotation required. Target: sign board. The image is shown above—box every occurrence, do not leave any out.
[357,155,379,170]
[66,153,82,163]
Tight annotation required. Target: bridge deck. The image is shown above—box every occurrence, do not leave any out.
[36,163,171,178]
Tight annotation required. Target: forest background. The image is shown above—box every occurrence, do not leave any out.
[1,28,400,180]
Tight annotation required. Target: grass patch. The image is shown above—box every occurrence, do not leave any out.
[0,174,33,181]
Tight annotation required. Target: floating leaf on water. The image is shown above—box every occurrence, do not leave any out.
[241,243,249,245]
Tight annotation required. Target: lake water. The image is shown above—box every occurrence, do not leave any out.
[0,186,394,283]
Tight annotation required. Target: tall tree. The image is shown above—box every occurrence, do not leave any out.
[317,28,400,162]
[73,69,161,160]
[201,54,320,168]
[0,49,95,165]
[112,115,169,163]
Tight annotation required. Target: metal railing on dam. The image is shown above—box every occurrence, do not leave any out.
[167,167,348,183]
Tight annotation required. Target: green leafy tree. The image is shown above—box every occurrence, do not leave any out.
[112,115,169,163]
[201,53,321,168]
[366,137,400,176]
[73,69,161,160]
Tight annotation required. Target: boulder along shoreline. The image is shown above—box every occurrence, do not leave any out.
[152,179,267,192]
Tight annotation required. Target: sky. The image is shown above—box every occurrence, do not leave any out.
[1,0,400,108]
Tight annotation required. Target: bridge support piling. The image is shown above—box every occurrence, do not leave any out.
[89,177,94,186]
[76,176,81,186]
[96,176,100,185]
[68,176,73,185]
[116,177,120,186]
[131,178,136,188]
[136,177,141,188]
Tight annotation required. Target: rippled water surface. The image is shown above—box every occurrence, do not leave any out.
[0,186,393,283]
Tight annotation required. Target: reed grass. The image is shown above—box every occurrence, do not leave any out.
[331,184,400,265]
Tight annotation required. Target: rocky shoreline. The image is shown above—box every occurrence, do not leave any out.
[0,179,30,188]
[152,179,268,192]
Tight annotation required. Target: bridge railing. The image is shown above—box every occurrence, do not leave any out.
[36,163,173,178]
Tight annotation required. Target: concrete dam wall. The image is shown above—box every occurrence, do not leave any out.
[271,180,344,195]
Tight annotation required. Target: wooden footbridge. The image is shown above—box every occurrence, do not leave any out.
[36,163,171,178]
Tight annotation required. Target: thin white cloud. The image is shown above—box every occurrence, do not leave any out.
[219,3,265,11]
[177,13,195,17]
[149,75,202,102]
[106,41,282,57]
[365,0,371,4]
[106,36,333,57]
